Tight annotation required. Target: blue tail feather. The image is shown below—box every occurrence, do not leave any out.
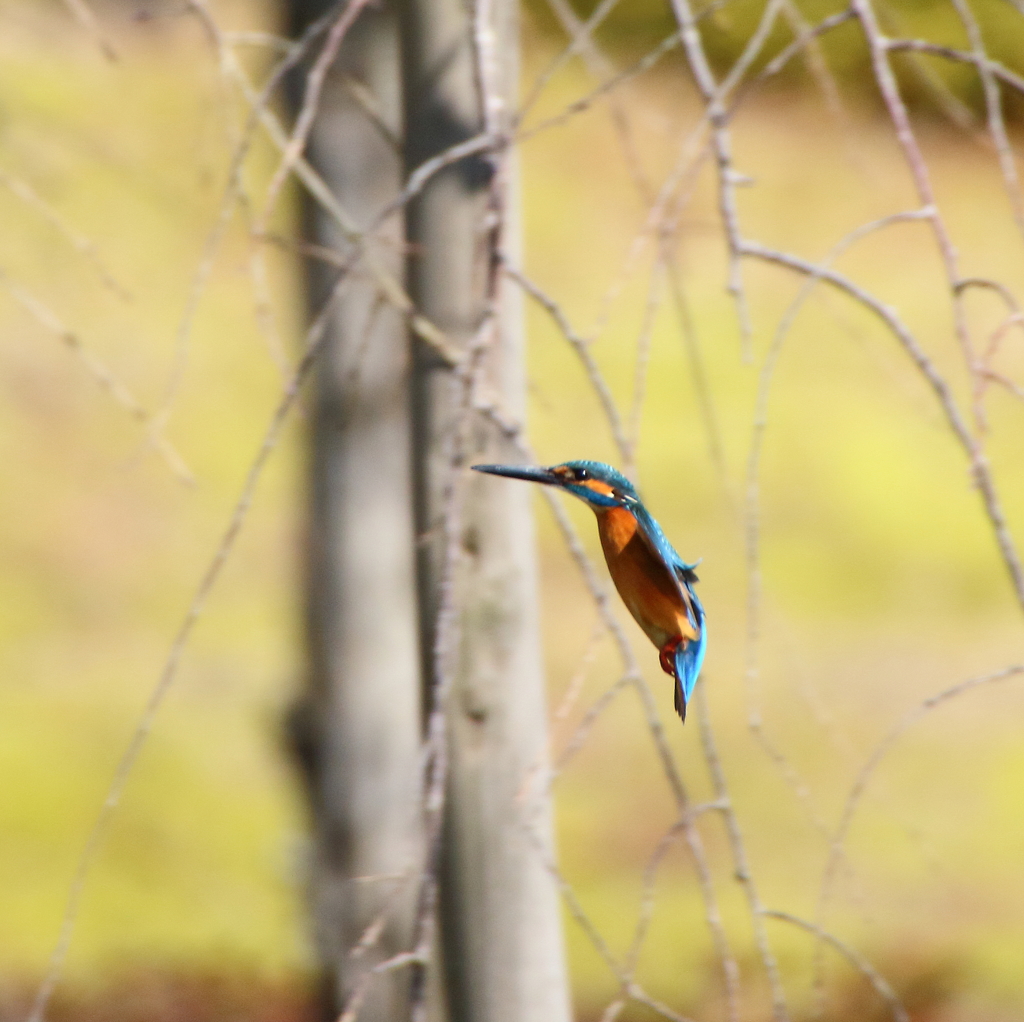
[673,601,706,722]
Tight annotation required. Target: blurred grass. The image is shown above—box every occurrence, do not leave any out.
[524,0,1024,122]
[522,17,1024,1018]
[0,0,310,984]
[1,1,1024,1020]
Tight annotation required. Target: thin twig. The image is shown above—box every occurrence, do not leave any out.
[0,271,193,485]
[664,253,730,489]
[25,234,366,1022]
[163,0,339,432]
[946,0,1024,242]
[763,910,909,1022]
[624,800,727,976]
[199,29,466,371]
[625,259,665,476]
[777,0,847,121]
[61,0,117,61]
[741,240,1024,612]
[851,0,979,400]
[519,0,741,143]
[502,261,631,459]
[695,683,789,1022]
[539,487,742,1022]
[259,0,375,226]
[882,39,1024,100]
[517,34,683,143]
[811,664,1024,1011]
[519,0,626,121]
[0,170,131,301]
[756,10,856,83]
[742,210,933,838]
[668,0,786,358]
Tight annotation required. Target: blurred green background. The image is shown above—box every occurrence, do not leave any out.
[2,0,1024,1019]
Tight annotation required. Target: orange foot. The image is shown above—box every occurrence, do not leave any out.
[659,636,684,677]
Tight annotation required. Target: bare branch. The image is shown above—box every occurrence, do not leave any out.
[763,910,909,1022]
[26,240,365,1022]
[537,486,742,1021]
[741,239,1024,612]
[667,0,785,359]
[695,684,789,1022]
[519,0,626,121]
[518,34,683,142]
[0,170,131,301]
[946,0,1024,241]
[757,10,856,82]
[503,261,631,459]
[664,256,731,488]
[625,260,664,476]
[60,0,117,61]
[850,0,980,399]
[0,271,193,485]
[777,0,847,119]
[882,39,1024,99]
[814,663,1024,998]
[742,210,933,836]
[260,0,376,225]
[161,0,340,431]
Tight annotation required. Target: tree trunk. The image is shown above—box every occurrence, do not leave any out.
[400,0,573,1015]
[289,3,423,1018]
[289,0,570,1014]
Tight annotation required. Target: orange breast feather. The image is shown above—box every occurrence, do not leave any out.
[596,507,697,651]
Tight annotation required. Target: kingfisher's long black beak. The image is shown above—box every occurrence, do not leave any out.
[472,463,561,486]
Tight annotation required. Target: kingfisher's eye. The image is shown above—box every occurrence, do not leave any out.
[573,467,589,482]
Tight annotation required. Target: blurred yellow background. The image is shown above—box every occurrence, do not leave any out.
[1,1,1023,1019]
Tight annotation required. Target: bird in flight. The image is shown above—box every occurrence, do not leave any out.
[472,460,706,721]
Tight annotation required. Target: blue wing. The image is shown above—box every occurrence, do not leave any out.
[631,502,706,721]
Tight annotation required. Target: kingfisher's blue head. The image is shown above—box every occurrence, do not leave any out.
[472,459,639,511]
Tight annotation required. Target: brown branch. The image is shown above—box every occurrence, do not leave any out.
[667,0,785,359]
[24,218,371,1022]
[502,261,631,459]
[743,210,933,835]
[625,259,664,478]
[740,240,1024,612]
[694,684,789,1022]
[61,0,117,61]
[260,0,376,226]
[0,271,193,485]
[0,170,131,302]
[946,0,1024,242]
[537,486,742,1022]
[883,39,1024,99]
[814,663,1024,1001]
[851,0,981,409]
[763,911,909,1022]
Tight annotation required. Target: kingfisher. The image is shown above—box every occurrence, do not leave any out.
[472,460,706,722]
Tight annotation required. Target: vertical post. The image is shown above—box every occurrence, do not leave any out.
[400,0,573,1015]
[288,3,422,1019]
